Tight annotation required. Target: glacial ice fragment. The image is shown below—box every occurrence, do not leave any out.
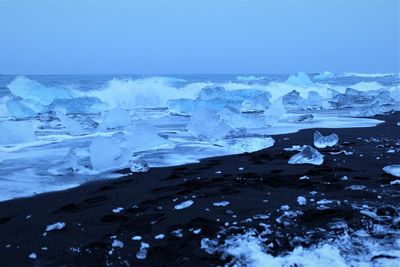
[288,114,314,123]
[46,222,66,232]
[136,242,150,260]
[216,136,275,153]
[0,121,36,145]
[174,200,194,210]
[121,123,168,151]
[314,131,339,148]
[49,148,78,174]
[288,145,324,165]
[5,99,36,118]
[89,137,131,171]
[187,108,233,140]
[7,76,73,106]
[383,165,400,177]
[129,159,150,173]
[264,98,286,126]
[55,108,85,136]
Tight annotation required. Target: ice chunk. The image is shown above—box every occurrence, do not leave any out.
[297,196,307,206]
[112,240,124,248]
[5,99,36,118]
[313,71,335,80]
[187,108,233,140]
[314,131,339,148]
[264,98,287,126]
[286,72,314,87]
[7,76,73,106]
[174,200,194,210]
[136,242,150,260]
[49,148,78,174]
[288,145,324,165]
[282,90,304,109]
[46,222,66,231]
[129,159,150,173]
[0,121,36,145]
[218,107,266,129]
[216,135,275,153]
[100,108,131,129]
[383,165,400,177]
[305,91,328,109]
[121,123,168,151]
[89,137,131,171]
[55,108,85,136]
[213,201,230,207]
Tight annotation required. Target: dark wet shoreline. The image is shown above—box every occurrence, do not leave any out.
[0,113,399,266]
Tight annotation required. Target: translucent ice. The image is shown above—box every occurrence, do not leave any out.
[49,148,78,174]
[121,123,169,151]
[5,99,36,118]
[314,131,339,148]
[288,145,324,165]
[264,98,286,126]
[7,76,73,106]
[55,108,85,136]
[100,108,131,129]
[216,135,275,153]
[0,121,36,145]
[89,137,131,171]
[187,108,233,140]
[282,90,304,109]
[174,200,194,210]
[383,165,400,177]
[129,159,150,173]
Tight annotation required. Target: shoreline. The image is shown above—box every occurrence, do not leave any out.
[0,113,399,266]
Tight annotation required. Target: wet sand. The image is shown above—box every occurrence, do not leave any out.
[0,113,399,266]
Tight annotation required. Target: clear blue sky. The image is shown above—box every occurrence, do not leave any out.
[0,0,398,74]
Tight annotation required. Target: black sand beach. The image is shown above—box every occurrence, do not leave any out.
[0,113,399,266]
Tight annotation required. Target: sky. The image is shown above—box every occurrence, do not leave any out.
[0,0,398,74]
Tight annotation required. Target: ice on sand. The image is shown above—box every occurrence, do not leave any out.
[383,165,400,177]
[129,159,150,173]
[0,121,36,145]
[187,108,233,140]
[174,200,194,210]
[314,131,339,148]
[49,148,78,174]
[288,145,324,165]
[89,137,131,171]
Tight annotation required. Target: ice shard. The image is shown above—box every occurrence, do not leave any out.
[55,108,85,136]
[89,137,131,171]
[314,131,339,148]
[383,165,400,177]
[288,145,324,165]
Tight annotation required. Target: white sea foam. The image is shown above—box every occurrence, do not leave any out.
[202,229,400,267]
